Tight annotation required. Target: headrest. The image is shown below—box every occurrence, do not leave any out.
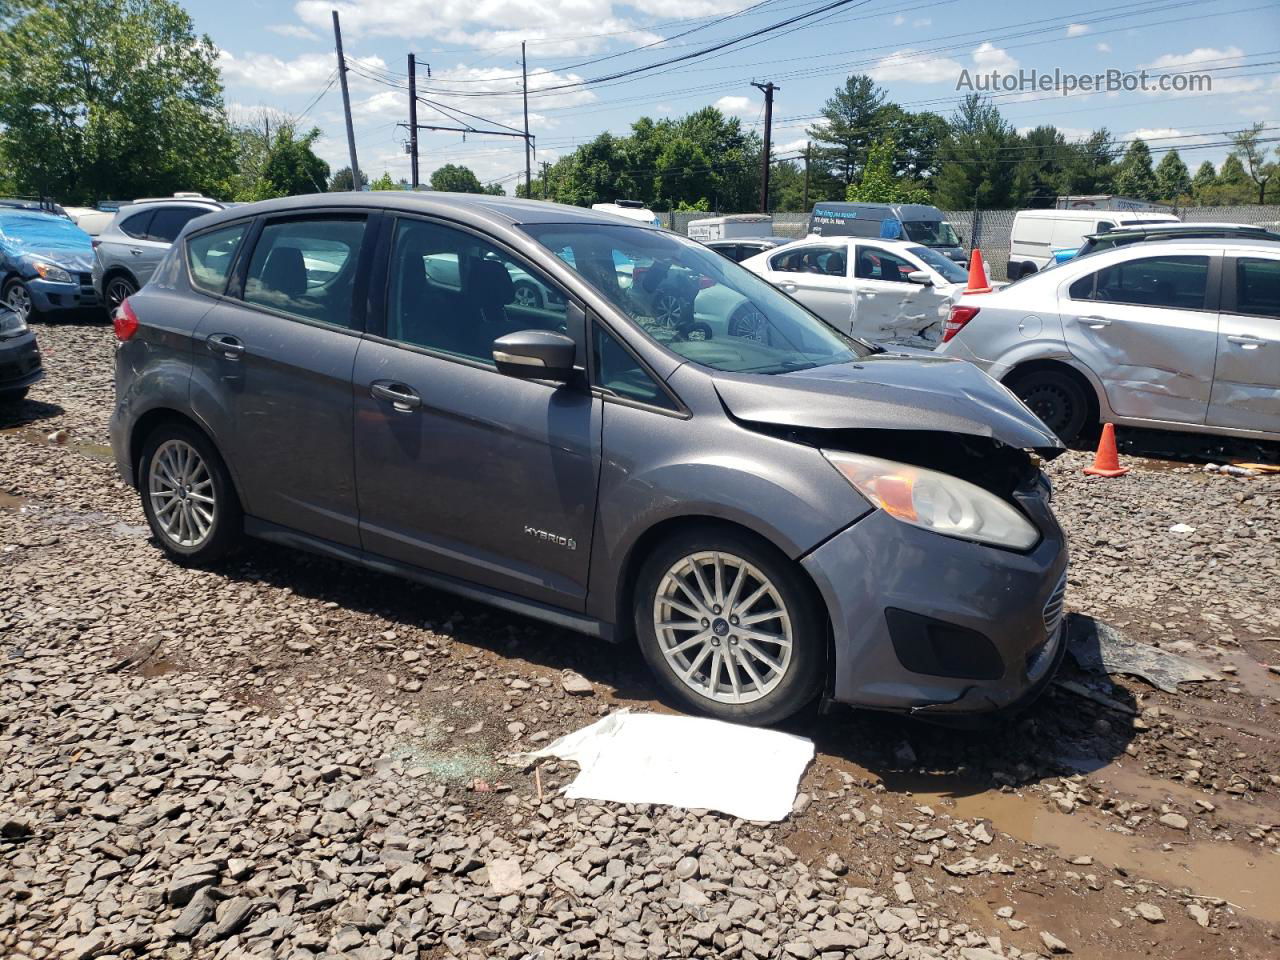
[260,246,307,299]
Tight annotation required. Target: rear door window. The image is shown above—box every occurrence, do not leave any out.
[770,245,847,275]
[1234,257,1280,318]
[118,210,154,240]
[1069,255,1209,309]
[186,222,248,295]
[242,216,367,329]
[147,206,206,244]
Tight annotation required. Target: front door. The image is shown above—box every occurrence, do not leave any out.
[353,216,601,609]
[1208,254,1280,432]
[190,212,371,547]
[850,244,944,340]
[1059,253,1218,424]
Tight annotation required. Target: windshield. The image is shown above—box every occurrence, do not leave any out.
[906,245,968,284]
[902,220,961,247]
[521,223,871,374]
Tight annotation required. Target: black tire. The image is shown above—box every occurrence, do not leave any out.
[633,525,826,726]
[1021,262,1038,277]
[104,274,137,313]
[138,420,242,565]
[682,321,713,342]
[0,388,28,406]
[2,279,35,322]
[1007,368,1091,444]
[1005,261,1021,282]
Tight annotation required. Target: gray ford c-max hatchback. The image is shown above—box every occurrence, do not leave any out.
[110,193,1068,726]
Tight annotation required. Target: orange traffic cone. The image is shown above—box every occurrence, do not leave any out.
[1083,423,1129,477]
[965,249,992,294]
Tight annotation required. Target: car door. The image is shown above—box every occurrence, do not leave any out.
[763,243,855,331]
[352,215,601,610]
[189,211,373,548]
[1059,252,1218,424]
[137,206,211,285]
[1208,253,1280,432]
[850,245,946,340]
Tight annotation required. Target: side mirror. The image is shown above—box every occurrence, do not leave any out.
[493,329,577,382]
[906,270,933,286]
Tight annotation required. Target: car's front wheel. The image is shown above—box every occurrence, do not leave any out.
[634,527,825,726]
[512,280,544,309]
[104,275,137,313]
[2,280,34,321]
[139,422,242,564]
[1007,368,1091,444]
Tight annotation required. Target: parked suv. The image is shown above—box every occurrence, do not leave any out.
[1072,222,1280,260]
[111,193,1068,725]
[92,195,224,311]
[937,238,1280,444]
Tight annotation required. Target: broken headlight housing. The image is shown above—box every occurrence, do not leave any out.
[823,450,1039,550]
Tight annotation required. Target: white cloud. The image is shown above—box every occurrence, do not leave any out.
[266,24,319,40]
[1144,46,1261,94]
[1147,45,1244,69]
[774,137,810,155]
[1066,24,1089,37]
[1096,42,1112,53]
[912,18,932,27]
[971,42,1018,73]
[1016,125,1093,142]
[714,95,753,115]
[218,51,398,94]
[867,49,963,84]
[892,13,905,26]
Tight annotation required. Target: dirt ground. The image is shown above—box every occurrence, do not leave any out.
[2,316,1278,960]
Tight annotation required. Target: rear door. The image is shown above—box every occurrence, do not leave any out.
[189,210,373,547]
[763,243,855,331]
[1208,253,1280,432]
[1059,252,1219,424]
[352,215,601,609]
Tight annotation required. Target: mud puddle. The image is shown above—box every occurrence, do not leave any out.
[878,770,1280,922]
[3,497,149,539]
[0,490,24,511]
[1,425,114,462]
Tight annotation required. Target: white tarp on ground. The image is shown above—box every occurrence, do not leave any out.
[522,711,814,822]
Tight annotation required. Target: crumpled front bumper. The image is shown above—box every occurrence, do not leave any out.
[802,481,1068,716]
[29,275,99,312]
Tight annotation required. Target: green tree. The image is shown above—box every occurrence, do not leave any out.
[430,163,485,193]
[329,166,369,191]
[1227,122,1276,203]
[239,125,328,200]
[370,171,396,191]
[1059,129,1118,196]
[807,75,886,187]
[0,0,234,203]
[1113,139,1158,200]
[932,95,1021,210]
[482,182,505,196]
[1191,160,1217,200]
[1154,150,1191,204]
[845,138,929,203]
[1013,126,1071,208]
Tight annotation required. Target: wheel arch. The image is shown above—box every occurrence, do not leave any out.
[102,265,140,292]
[1003,357,1104,426]
[129,408,244,505]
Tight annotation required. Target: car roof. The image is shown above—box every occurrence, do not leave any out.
[188,192,663,233]
[1095,222,1269,236]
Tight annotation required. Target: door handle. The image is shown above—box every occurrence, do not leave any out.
[1226,334,1266,348]
[1080,315,1113,329]
[205,333,245,360]
[780,282,798,292]
[370,380,421,413]
[129,248,143,256]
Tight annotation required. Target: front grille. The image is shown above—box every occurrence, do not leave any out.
[1042,569,1068,637]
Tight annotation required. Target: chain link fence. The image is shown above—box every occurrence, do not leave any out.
[663,205,1280,282]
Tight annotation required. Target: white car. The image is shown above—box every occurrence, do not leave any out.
[1008,207,1179,280]
[740,236,971,344]
[936,238,1280,443]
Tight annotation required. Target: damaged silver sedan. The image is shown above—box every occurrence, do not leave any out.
[937,238,1280,443]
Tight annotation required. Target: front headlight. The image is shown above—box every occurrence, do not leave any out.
[31,260,74,284]
[823,450,1039,551]
[0,310,27,338]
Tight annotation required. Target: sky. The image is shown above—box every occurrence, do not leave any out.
[200,0,1280,194]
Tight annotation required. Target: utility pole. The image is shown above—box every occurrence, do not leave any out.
[332,11,360,190]
[802,141,811,210]
[751,81,777,213]
[522,42,532,199]
[541,161,550,200]
[408,54,419,188]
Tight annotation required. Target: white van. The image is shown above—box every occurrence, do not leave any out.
[590,200,661,227]
[687,214,773,241]
[1008,207,1179,280]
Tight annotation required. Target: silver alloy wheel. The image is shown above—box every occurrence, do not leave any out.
[5,284,32,321]
[106,278,134,311]
[730,305,767,342]
[653,551,794,704]
[148,438,216,548]
[654,293,683,327]
[512,282,541,308]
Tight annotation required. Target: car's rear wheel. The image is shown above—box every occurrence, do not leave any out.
[634,527,825,726]
[1007,368,1090,444]
[139,422,242,564]
[104,275,136,313]
[2,280,34,321]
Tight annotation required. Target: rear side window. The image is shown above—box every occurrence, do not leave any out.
[1235,257,1280,318]
[593,324,675,410]
[770,245,846,275]
[1069,255,1209,310]
[147,206,205,243]
[187,223,247,295]
[118,210,154,240]
[242,217,366,329]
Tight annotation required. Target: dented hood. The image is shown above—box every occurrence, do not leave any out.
[713,354,1064,454]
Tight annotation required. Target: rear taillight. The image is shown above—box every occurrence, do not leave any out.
[114,297,139,341]
[942,305,980,343]
[91,238,101,249]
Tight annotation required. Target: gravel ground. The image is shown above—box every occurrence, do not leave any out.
[2,317,1279,960]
